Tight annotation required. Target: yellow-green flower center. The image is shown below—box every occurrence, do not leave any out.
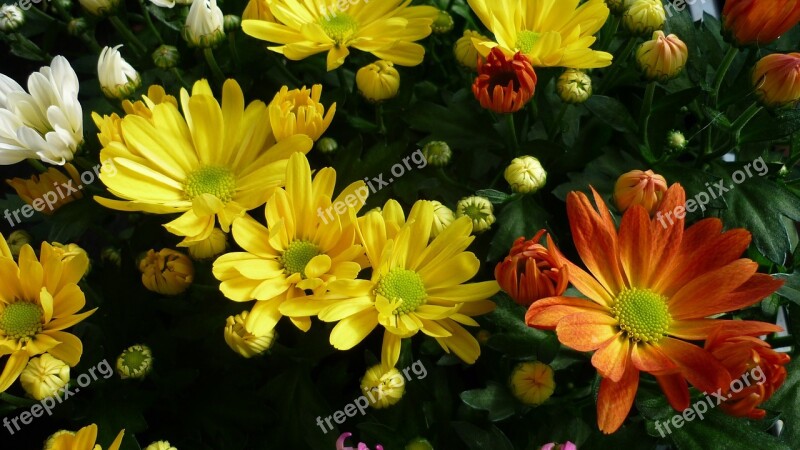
[516,30,541,54]
[611,288,671,343]
[280,240,321,279]
[0,301,44,340]
[184,166,236,203]
[318,14,359,46]
[376,268,427,315]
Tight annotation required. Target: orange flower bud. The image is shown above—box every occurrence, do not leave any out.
[139,248,194,295]
[723,0,800,47]
[473,48,537,114]
[6,164,83,215]
[705,329,790,420]
[613,169,668,215]
[753,53,800,108]
[494,230,568,307]
[636,31,688,82]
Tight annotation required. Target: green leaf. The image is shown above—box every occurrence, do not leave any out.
[552,149,642,201]
[451,421,515,450]
[773,273,800,306]
[460,382,518,422]
[487,196,551,261]
[405,95,504,151]
[741,108,800,143]
[763,357,800,445]
[584,95,638,133]
[475,189,512,205]
[485,294,560,362]
[720,178,800,265]
[668,408,790,450]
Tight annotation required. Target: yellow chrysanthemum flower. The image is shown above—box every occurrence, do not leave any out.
[93,79,313,245]
[49,424,124,450]
[0,234,96,393]
[213,153,367,333]
[241,0,439,70]
[286,200,498,366]
[467,0,613,69]
[269,85,336,142]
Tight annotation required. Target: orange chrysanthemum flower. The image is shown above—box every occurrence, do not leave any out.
[495,230,569,307]
[723,0,800,46]
[473,48,537,114]
[705,326,790,420]
[526,184,784,434]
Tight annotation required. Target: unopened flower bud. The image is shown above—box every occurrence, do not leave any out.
[431,10,454,34]
[666,130,687,152]
[139,248,194,295]
[316,137,338,154]
[98,45,141,100]
[101,247,122,268]
[613,169,668,215]
[51,242,91,277]
[183,0,225,48]
[116,344,154,379]
[557,69,592,104]
[20,354,70,400]
[356,60,401,102]
[223,14,240,33]
[185,227,227,260]
[6,230,32,257]
[422,141,451,167]
[605,0,626,15]
[78,0,120,17]
[504,155,547,194]
[360,364,405,408]
[0,5,24,33]
[144,441,178,450]
[636,31,688,81]
[622,0,665,36]
[152,45,180,69]
[456,196,495,234]
[406,437,434,450]
[224,310,276,358]
[67,18,88,36]
[509,361,555,406]
[430,200,455,238]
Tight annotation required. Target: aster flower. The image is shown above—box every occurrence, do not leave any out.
[526,185,784,433]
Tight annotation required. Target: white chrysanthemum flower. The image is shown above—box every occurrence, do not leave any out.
[182,0,225,48]
[149,0,192,8]
[98,45,141,100]
[0,56,83,165]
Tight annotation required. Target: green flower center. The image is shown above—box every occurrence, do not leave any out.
[184,166,236,203]
[120,348,150,371]
[318,14,359,46]
[464,204,490,220]
[0,301,44,340]
[516,30,541,54]
[611,288,671,343]
[280,240,321,279]
[376,268,427,315]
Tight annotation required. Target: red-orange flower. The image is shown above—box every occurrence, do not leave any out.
[613,169,668,215]
[705,327,790,420]
[495,230,568,307]
[722,0,800,46]
[472,48,537,114]
[526,184,783,434]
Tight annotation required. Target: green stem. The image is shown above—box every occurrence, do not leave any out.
[171,68,191,90]
[138,0,164,45]
[599,15,620,51]
[27,159,48,173]
[599,36,637,93]
[203,47,226,81]
[437,168,472,192]
[228,33,240,71]
[711,46,739,106]
[730,102,763,142]
[640,82,656,150]
[376,103,387,135]
[506,113,520,156]
[109,16,147,57]
[550,103,569,139]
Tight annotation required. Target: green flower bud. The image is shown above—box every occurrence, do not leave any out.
[431,10,454,34]
[422,141,452,167]
[152,45,181,69]
[316,137,338,154]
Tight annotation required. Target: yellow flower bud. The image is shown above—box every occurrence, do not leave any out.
[116,344,154,380]
[406,437,434,450]
[613,169,668,215]
[185,227,227,260]
[139,249,194,295]
[504,156,547,194]
[454,30,490,70]
[556,69,592,104]
[456,196,495,234]
[430,201,455,238]
[19,354,70,400]
[636,31,688,81]
[509,361,555,406]
[422,141,452,167]
[144,441,177,450]
[269,84,336,141]
[78,0,119,17]
[6,230,32,258]
[6,163,84,215]
[622,0,665,36]
[223,311,276,358]
[360,364,406,409]
[356,60,401,102]
[753,53,800,108]
[51,242,91,277]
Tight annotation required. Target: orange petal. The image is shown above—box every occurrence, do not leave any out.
[668,319,724,340]
[566,190,626,296]
[668,259,757,320]
[591,333,630,382]
[708,320,783,341]
[648,184,685,288]
[618,205,652,287]
[555,312,618,352]
[659,337,730,393]
[551,245,614,306]
[597,364,640,434]
[631,342,679,374]
[707,273,784,315]
[525,296,608,330]
[655,373,690,412]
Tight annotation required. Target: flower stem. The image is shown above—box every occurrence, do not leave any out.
[640,82,657,150]
[599,36,637,93]
[203,47,225,82]
[711,46,739,106]
[550,103,569,139]
[171,68,191,90]
[730,102,763,142]
[109,16,147,57]
[138,0,164,45]
[27,158,48,173]
[506,113,520,156]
